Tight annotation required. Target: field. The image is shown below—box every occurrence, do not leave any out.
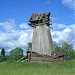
[0,59,75,75]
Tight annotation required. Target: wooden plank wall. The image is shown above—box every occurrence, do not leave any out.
[28,52,64,62]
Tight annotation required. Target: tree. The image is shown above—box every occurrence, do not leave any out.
[10,47,23,60]
[61,42,75,60]
[53,41,62,52]
[26,42,32,59]
[1,48,5,61]
[54,42,75,60]
[27,42,32,52]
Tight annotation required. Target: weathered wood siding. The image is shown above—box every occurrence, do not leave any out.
[32,25,54,56]
[30,52,64,62]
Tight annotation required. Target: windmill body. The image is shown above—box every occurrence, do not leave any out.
[29,12,54,56]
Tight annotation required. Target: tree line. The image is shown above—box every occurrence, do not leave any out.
[54,42,75,60]
[0,42,75,62]
[0,47,24,62]
[27,42,75,60]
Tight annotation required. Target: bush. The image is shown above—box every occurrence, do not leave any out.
[10,47,23,61]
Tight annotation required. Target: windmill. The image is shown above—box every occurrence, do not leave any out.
[28,12,64,62]
[29,12,55,56]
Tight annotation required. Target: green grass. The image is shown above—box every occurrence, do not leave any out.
[0,59,75,75]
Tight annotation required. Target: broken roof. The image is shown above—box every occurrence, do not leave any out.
[29,12,50,22]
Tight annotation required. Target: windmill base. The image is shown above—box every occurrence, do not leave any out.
[27,52,64,62]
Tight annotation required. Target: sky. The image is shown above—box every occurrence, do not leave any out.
[0,0,75,55]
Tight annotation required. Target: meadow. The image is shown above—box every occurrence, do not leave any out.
[0,59,75,75]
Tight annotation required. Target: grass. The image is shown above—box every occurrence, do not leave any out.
[0,59,75,75]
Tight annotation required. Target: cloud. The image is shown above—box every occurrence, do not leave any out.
[62,0,75,10]
[0,19,75,55]
[0,20,33,55]
[52,23,68,30]
[0,19,16,32]
[52,17,58,21]
[19,23,30,29]
[51,24,75,49]
[0,29,33,54]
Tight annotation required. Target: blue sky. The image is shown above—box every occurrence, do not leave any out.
[0,0,74,24]
[0,0,75,55]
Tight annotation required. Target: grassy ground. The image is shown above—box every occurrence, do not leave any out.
[0,59,75,75]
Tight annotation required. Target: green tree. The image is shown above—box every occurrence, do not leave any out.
[27,42,32,52]
[26,42,32,59]
[53,41,62,52]
[54,42,75,60]
[10,47,23,61]
[61,42,75,60]
[1,48,5,61]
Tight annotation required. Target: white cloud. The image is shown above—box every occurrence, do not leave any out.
[52,17,58,22]
[0,19,16,32]
[0,20,33,54]
[51,24,75,49]
[52,23,68,30]
[19,23,30,29]
[0,19,75,56]
[62,0,75,10]
[0,29,33,54]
